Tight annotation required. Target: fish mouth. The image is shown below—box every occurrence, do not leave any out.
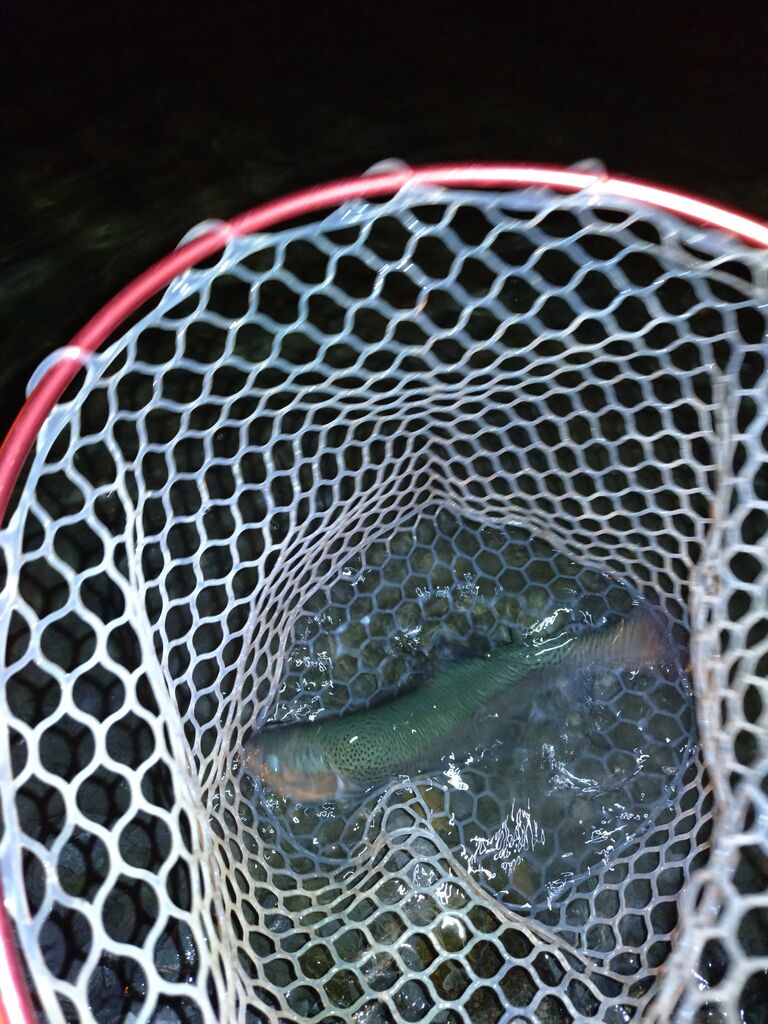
[243,743,356,803]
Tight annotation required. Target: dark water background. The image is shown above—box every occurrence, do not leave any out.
[1,2,767,446]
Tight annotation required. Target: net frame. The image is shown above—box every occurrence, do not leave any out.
[1,162,767,1024]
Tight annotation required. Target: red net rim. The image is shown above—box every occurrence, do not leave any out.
[2,164,768,530]
[1,161,767,1023]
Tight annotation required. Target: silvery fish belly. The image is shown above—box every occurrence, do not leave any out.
[243,605,668,802]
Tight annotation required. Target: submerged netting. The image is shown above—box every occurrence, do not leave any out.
[1,169,767,1024]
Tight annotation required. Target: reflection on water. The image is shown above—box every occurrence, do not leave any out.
[463,799,546,879]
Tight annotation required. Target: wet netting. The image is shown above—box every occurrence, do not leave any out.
[1,172,767,1024]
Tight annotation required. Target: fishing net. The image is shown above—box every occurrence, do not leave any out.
[1,168,767,1024]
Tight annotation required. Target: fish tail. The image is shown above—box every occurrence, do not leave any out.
[574,603,671,673]
[630,602,671,667]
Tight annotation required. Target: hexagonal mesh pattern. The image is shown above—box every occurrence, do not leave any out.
[1,180,767,1024]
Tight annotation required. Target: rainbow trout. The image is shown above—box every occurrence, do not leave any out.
[244,606,666,803]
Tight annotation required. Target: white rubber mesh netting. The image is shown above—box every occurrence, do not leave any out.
[1,180,767,1024]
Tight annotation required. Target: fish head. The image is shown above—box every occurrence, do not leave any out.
[243,727,357,803]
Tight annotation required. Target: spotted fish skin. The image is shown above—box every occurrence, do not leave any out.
[243,606,666,802]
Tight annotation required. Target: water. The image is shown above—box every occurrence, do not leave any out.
[242,508,696,933]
